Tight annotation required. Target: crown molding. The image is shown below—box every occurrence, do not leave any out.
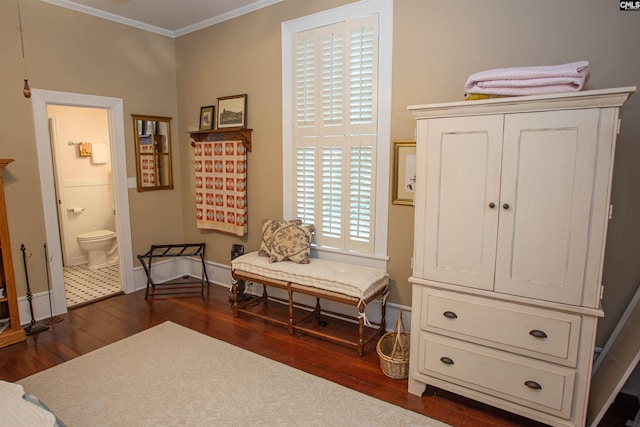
[174,0,283,37]
[41,0,283,38]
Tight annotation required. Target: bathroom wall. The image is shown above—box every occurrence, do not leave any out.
[47,105,115,266]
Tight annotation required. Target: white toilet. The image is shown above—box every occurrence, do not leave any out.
[77,229,117,269]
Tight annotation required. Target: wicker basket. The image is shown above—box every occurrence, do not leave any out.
[377,310,410,379]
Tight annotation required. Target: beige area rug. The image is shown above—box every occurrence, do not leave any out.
[19,321,450,426]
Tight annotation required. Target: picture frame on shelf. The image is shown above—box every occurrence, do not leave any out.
[216,94,247,129]
[392,140,416,206]
[199,105,215,131]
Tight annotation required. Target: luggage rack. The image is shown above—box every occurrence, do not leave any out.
[138,243,209,299]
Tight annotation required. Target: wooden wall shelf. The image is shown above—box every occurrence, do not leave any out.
[188,128,252,152]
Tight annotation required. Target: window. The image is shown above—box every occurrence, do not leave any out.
[282,0,392,268]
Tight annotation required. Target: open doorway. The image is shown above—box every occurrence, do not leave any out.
[31,89,135,316]
[48,105,121,307]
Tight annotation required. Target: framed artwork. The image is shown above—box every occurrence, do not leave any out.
[392,140,416,206]
[199,105,215,131]
[216,94,247,129]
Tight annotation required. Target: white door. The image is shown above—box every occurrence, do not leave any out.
[420,115,504,290]
[495,109,600,305]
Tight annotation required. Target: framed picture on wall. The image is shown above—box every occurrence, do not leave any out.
[392,140,416,206]
[199,105,215,131]
[216,94,247,129]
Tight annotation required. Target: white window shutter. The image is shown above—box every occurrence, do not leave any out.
[319,142,344,248]
[348,136,375,253]
[290,13,380,255]
[294,30,318,138]
[320,23,344,132]
[347,15,378,135]
[295,143,316,226]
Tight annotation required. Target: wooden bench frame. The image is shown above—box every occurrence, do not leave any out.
[231,269,388,356]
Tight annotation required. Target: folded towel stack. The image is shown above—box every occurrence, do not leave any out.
[464,61,590,97]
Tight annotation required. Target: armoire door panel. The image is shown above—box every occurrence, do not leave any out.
[424,115,503,290]
[495,109,600,304]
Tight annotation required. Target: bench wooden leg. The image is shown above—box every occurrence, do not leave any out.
[287,285,294,335]
[231,279,239,317]
[358,322,364,356]
[314,298,322,323]
[357,301,365,357]
[381,292,387,336]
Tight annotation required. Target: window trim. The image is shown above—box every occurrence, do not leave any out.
[281,0,392,269]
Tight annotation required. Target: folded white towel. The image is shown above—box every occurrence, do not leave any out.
[92,141,109,164]
[465,61,589,96]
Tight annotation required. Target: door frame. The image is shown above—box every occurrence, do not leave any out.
[31,89,135,315]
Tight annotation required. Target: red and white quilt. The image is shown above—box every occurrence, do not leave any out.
[194,140,247,236]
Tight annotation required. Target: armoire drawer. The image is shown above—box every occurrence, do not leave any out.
[421,289,581,366]
[418,332,575,419]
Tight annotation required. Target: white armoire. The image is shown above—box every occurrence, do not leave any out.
[407,87,635,427]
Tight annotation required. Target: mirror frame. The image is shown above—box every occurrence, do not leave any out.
[132,114,173,192]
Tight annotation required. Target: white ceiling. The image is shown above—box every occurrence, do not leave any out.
[41,0,283,37]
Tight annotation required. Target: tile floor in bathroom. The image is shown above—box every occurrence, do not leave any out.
[63,263,122,308]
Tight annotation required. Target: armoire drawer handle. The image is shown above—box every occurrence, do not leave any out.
[524,380,542,390]
[443,311,458,319]
[529,329,548,339]
[440,356,454,365]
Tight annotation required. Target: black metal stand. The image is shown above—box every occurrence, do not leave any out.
[20,244,49,335]
[138,243,209,299]
[41,243,63,325]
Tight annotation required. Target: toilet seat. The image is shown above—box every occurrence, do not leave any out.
[77,229,116,242]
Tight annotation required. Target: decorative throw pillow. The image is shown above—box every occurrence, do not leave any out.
[258,219,302,258]
[269,223,315,264]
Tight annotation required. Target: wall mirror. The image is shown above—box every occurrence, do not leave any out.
[132,115,173,191]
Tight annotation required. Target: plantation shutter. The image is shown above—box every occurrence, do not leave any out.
[292,15,378,254]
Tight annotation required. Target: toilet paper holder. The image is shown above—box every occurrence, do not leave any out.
[67,207,85,213]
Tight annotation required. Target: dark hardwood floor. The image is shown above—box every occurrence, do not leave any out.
[0,284,636,426]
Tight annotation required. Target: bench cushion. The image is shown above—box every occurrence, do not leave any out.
[231,252,388,301]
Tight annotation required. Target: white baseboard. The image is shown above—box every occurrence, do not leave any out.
[17,291,57,326]
[19,257,411,333]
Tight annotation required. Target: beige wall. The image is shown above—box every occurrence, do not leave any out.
[1,0,639,347]
[174,0,352,265]
[176,0,640,346]
[0,1,183,297]
[390,0,640,346]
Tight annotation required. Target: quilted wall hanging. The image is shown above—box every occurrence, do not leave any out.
[194,140,247,236]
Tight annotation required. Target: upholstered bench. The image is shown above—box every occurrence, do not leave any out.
[231,251,389,356]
